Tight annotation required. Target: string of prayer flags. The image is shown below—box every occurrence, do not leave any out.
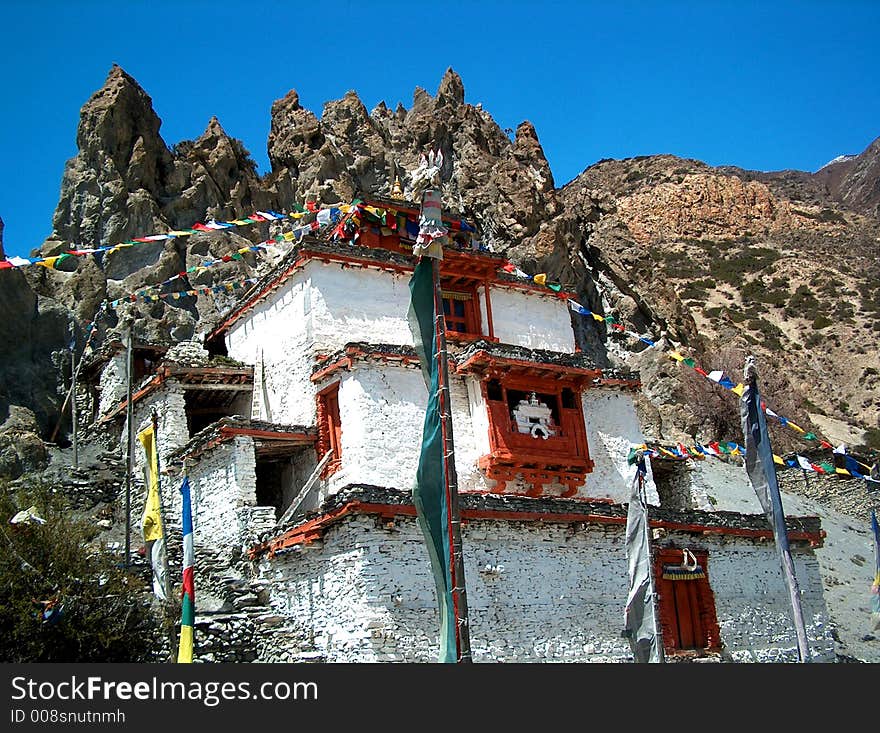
[0,203,349,273]
[565,297,844,454]
[633,437,878,487]
[107,277,258,309]
[502,262,563,292]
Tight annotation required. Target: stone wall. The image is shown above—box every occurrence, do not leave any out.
[777,467,880,521]
[656,531,836,662]
[255,510,833,662]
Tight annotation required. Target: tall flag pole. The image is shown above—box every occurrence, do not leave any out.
[407,149,472,662]
[124,322,134,567]
[177,474,195,663]
[623,450,664,662]
[740,356,811,662]
[871,509,880,632]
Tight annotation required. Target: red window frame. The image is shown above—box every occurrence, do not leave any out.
[440,285,481,339]
[477,373,593,497]
[316,382,342,477]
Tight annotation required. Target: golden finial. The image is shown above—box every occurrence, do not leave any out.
[390,176,404,200]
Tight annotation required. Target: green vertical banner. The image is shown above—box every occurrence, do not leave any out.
[408,259,457,663]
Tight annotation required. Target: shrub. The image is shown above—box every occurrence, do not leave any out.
[0,481,166,662]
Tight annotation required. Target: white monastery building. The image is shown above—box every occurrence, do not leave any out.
[94,196,836,663]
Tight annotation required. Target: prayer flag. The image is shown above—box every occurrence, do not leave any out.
[177,476,195,663]
[796,455,814,471]
[138,425,168,601]
[623,453,663,663]
[569,300,591,316]
[740,362,811,660]
[408,259,456,662]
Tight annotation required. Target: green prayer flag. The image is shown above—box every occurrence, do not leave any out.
[803,432,817,441]
[683,358,696,368]
[408,259,457,663]
[547,283,562,292]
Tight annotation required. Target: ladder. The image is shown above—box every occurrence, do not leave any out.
[251,348,264,421]
[276,452,332,527]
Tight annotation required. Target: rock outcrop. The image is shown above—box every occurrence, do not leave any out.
[7,64,879,452]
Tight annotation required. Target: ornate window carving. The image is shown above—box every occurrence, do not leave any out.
[477,374,593,497]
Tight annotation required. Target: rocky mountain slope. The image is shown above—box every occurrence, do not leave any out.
[1,65,879,660]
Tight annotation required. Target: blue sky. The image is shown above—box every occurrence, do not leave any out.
[1,1,878,259]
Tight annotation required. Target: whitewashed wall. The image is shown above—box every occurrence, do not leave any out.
[226,275,315,426]
[183,436,263,552]
[98,352,128,416]
[484,286,575,352]
[258,515,632,662]
[582,389,659,505]
[125,382,190,471]
[225,261,579,426]
[256,514,833,662]
[316,363,492,499]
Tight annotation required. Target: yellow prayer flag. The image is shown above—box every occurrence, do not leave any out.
[283,232,295,241]
[177,625,193,663]
[731,383,746,396]
[773,454,785,465]
[533,273,547,286]
[36,257,59,269]
[667,351,685,362]
[168,230,195,236]
[591,313,605,322]
[835,467,851,476]
[138,425,164,543]
[787,422,805,434]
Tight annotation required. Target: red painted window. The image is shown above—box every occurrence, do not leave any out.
[317,382,342,476]
[441,288,481,338]
[653,548,722,655]
[477,375,593,497]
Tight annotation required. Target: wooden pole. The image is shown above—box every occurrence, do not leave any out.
[70,336,78,468]
[430,256,472,663]
[124,324,134,568]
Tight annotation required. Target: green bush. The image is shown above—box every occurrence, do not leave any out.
[812,314,833,330]
[0,481,166,662]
